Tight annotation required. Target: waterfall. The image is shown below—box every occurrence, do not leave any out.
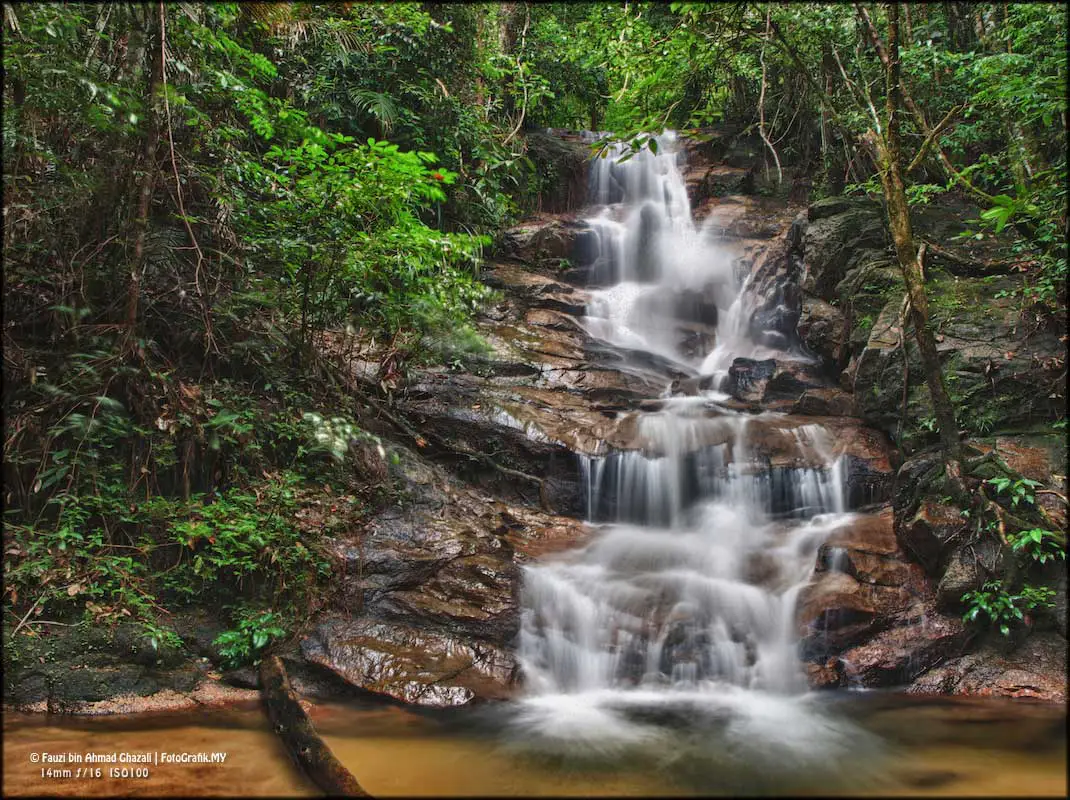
[509,133,872,766]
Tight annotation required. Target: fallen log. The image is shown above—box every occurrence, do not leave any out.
[260,656,371,797]
[919,239,1022,277]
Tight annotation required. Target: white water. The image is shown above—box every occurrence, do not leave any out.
[509,132,870,765]
[578,131,785,381]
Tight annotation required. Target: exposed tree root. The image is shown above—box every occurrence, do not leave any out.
[978,486,1009,546]
[260,656,371,797]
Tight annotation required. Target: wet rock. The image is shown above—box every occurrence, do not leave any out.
[899,499,966,575]
[498,508,590,561]
[498,216,584,264]
[816,508,926,589]
[936,540,1001,610]
[802,198,887,301]
[725,358,827,407]
[725,357,778,402]
[791,388,857,418]
[743,228,806,351]
[835,612,972,688]
[702,165,755,197]
[797,570,922,659]
[377,552,520,643]
[909,633,1067,702]
[303,462,588,706]
[483,261,589,316]
[799,507,948,676]
[797,295,847,368]
[806,658,843,689]
[696,195,801,241]
[301,615,515,707]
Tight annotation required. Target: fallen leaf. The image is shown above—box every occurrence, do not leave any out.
[66,583,83,597]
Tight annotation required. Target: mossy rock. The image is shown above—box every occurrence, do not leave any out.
[850,271,1064,447]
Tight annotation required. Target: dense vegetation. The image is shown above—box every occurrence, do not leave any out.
[3,3,1065,665]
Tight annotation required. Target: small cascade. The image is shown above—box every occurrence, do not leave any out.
[512,131,866,762]
[579,132,788,379]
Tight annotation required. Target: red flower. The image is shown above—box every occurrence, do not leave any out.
[431,172,444,181]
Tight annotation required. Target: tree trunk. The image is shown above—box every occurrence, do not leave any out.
[259,656,371,797]
[878,3,965,489]
[125,3,163,338]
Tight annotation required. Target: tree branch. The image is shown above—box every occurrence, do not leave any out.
[502,5,531,146]
[757,10,782,186]
[907,103,964,174]
[853,3,995,204]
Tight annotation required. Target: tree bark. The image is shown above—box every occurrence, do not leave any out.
[260,656,371,797]
[876,3,965,489]
[125,3,163,339]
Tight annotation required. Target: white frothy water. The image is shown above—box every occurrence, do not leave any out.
[579,132,783,377]
[511,131,870,771]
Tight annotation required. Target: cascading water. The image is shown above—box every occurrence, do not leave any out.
[506,133,884,782]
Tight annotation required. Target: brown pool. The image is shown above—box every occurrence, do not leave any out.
[3,692,1066,797]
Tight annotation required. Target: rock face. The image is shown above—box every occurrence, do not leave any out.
[797,507,974,689]
[299,445,589,706]
[796,196,1065,449]
[909,633,1067,702]
[496,213,586,265]
[802,197,887,301]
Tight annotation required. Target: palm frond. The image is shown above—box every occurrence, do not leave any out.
[349,89,400,134]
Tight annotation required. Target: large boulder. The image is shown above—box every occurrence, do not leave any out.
[844,266,1064,446]
[799,508,930,665]
[522,130,590,214]
[799,506,976,689]
[495,216,587,267]
[897,498,967,575]
[833,612,972,688]
[301,616,515,706]
[702,165,755,197]
[798,295,847,370]
[725,358,828,407]
[802,197,887,301]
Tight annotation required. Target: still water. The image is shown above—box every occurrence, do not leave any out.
[4,693,1065,797]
